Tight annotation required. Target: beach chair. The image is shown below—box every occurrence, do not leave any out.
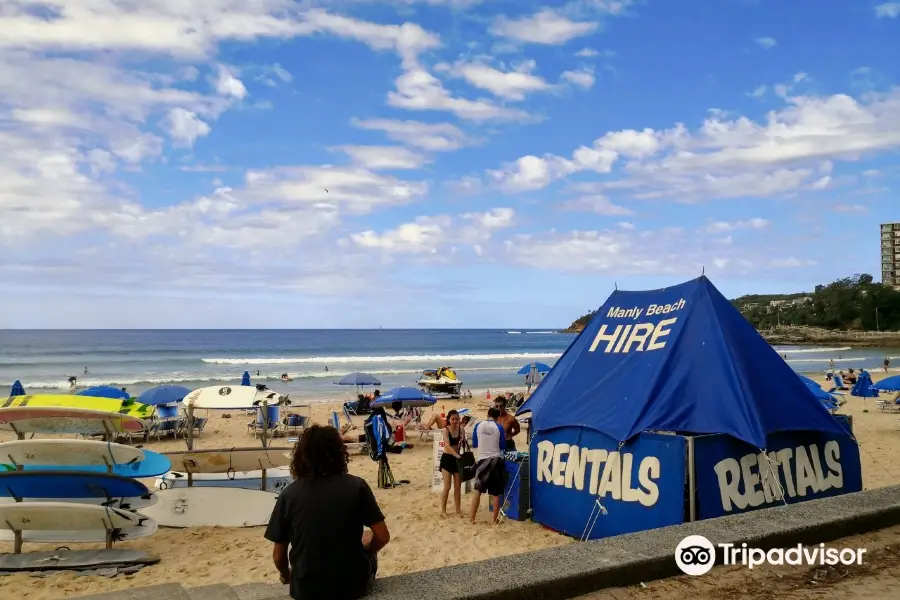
[332,411,368,454]
[875,391,900,413]
[248,405,281,438]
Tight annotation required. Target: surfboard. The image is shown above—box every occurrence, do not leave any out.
[163,447,293,474]
[0,406,147,435]
[141,487,277,528]
[0,548,160,573]
[7,449,172,478]
[0,395,124,412]
[0,472,154,508]
[184,385,287,410]
[119,401,155,420]
[156,467,292,493]
[0,439,144,468]
[0,492,157,511]
[0,503,157,543]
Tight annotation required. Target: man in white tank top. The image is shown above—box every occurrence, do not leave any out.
[469,408,507,524]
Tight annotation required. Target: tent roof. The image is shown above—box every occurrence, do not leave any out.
[517,276,849,448]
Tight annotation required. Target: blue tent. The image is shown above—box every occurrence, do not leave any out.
[798,374,820,388]
[9,380,25,397]
[517,276,849,449]
[241,371,251,386]
[77,385,130,400]
[138,385,191,406]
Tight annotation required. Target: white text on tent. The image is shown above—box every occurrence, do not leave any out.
[714,441,844,513]
[534,441,661,507]
[588,317,677,354]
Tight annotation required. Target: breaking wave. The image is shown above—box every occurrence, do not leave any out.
[201,352,562,365]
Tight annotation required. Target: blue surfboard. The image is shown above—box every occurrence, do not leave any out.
[9,449,172,478]
[0,471,150,501]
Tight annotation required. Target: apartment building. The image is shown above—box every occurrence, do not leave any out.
[882,222,900,288]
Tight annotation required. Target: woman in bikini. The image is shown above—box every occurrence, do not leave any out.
[439,409,464,517]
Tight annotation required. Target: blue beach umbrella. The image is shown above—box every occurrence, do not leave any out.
[851,370,879,412]
[797,374,820,388]
[77,385,130,400]
[138,385,191,406]
[873,375,900,392]
[371,387,436,408]
[9,380,25,397]
[241,371,251,386]
[335,372,382,387]
[517,362,552,376]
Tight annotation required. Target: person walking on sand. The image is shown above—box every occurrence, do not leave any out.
[439,410,464,518]
[469,407,506,525]
[885,357,891,373]
[266,425,390,600]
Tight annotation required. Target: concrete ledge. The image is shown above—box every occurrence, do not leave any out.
[369,485,900,600]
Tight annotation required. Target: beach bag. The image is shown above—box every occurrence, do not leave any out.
[457,431,476,482]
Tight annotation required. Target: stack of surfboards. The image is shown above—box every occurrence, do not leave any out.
[141,385,292,528]
[0,439,171,551]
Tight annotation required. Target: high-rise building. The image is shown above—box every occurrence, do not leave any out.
[881,222,900,288]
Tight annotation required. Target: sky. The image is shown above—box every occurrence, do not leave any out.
[1,0,899,329]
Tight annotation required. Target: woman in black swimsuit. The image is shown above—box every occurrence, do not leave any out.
[439,409,463,517]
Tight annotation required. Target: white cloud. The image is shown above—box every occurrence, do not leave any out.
[560,67,596,89]
[438,59,552,101]
[339,145,429,170]
[575,48,599,57]
[162,108,212,147]
[272,63,293,82]
[491,10,599,45]
[771,257,817,268]
[213,65,248,99]
[703,218,769,233]
[874,3,900,18]
[748,85,767,99]
[563,195,633,215]
[755,36,777,50]
[351,119,473,151]
[833,203,868,213]
[483,88,900,202]
[350,216,452,254]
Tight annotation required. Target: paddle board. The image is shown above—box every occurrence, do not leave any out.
[0,406,147,435]
[8,449,172,478]
[0,548,160,573]
[0,503,157,543]
[156,467,292,493]
[163,447,293,474]
[141,487,277,528]
[0,395,124,412]
[184,385,287,410]
[0,439,144,468]
[0,472,154,507]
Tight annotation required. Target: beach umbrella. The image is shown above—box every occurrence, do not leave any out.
[138,385,191,406]
[873,375,900,392]
[335,372,381,387]
[517,362,552,376]
[77,385,130,400]
[371,387,436,408]
[9,380,25,397]
[851,370,879,413]
[241,371,251,386]
[797,374,820,388]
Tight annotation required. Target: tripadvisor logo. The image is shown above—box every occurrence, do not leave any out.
[674,535,867,576]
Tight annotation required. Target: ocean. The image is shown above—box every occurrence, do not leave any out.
[1,330,898,402]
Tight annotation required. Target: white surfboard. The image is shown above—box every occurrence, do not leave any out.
[0,406,147,436]
[0,439,144,468]
[0,502,142,531]
[156,466,292,493]
[141,487,277,528]
[0,517,157,544]
[163,447,293,474]
[184,386,287,410]
[0,492,158,511]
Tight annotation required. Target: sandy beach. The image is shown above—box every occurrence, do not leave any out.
[1,375,899,599]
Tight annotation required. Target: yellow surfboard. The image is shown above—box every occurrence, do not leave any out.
[119,401,155,419]
[0,395,123,413]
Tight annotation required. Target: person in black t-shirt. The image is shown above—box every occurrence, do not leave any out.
[265,425,391,600]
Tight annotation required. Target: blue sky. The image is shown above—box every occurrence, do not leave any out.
[1,1,899,328]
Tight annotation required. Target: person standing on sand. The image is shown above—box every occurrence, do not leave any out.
[439,409,464,517]
[885,357,891,373]
[493,396,521,452]
[266,425,390,600]
[469,407,507,525]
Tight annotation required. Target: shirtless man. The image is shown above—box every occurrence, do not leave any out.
[493,397,521,452]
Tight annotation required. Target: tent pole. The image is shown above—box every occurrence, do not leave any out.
[687,436,696,522]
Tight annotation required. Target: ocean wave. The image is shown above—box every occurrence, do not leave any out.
[1,365,530,391]
[780,347,852,354]
[507,331,521,334]
[525,331,559,334]
[201,352,562,365]
[787,358,867,364]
